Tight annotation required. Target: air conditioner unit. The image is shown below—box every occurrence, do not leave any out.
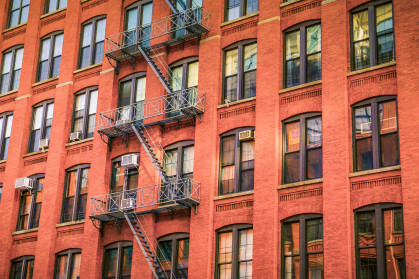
[121,198,136,210]
[39,138,49,150]
[121,154,139,169]
[69,132,82,142]
[15,177,34,191]
[239,130,255,141]
[115,119,130,126]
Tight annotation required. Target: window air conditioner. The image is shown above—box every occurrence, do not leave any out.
[69,132,82,142]
[121,154,139,169]
[115,119,130,126]
[15,177,34,191]
[121,198,136,210]
[39,138,49,150]
[239,130,255,141]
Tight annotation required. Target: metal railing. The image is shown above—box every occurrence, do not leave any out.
[90,178,200,216]
[105,7,209,57]
[97,88,205,133]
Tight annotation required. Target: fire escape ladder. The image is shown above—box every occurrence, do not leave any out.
[125,212,176,279]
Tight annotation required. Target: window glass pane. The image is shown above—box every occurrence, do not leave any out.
[59,0,67,9]
[104,248,118,277]
[5,115,13,138]
[32,203,41,228]
[307,117,322,148]
[87,114,95,138]
[66,171,77,197]
[177,239,189,271]
[38,61,49,82]
[286,59,300,88]
[94,41,104,65]
[165,149,178,177]
[221,165,235,194]
[243,71,256,99]
[379,101,397,134]
[284,256,300,279]
[40,39,51,60]
[246,0,258,15]
[385,245,405,279]
[225,76,237,102]
[46,103,54,123]
[286,122,300,152]
[1,73,10,93]
[55,254,68,279]
[384,209,403,245]
[22,194,31,215]
[380,133,399,167]
[20,6,29,24]
[377,33,394,65]
[54,34,64,57]
[126,168,138,191]
[36,178,44,203]
[225,49,238,76]
[70,253,81,279]
[80,168,89,194]
[239,229,253,261]
[0,185,2,202]
[171,66,183,91]
[286,31,300,60]
[219,232,233,263]
[89,90,98,114]
[354,40,370,70]
[219,264,232,279]
[306,219,323,252]
[9,10,19,28]
[119,80,132,107]
[187,62,199,88]
[29,129,41,152]
[239,261,252,279]
[240,140,254,191]
[307,25,321,54]
[2,52,12,75]
[14,48,24,70]
[307,148,322,180]
[283,222,299,255]
[95,19,107,42]
[112,162,124,192]
[284,152,300,183]
[376,3,393,35]
[308,254,324,279]
[159,240,172,271]
[126,8,138,30]
[241,141,254,162]
[244,44,257,71]
[82,23,93,47]
[134,77,146,103]
[355,106,372,138]
[142,3,153,25]
[353,10,369,41]
[121,247,133,276]
[356,137,373,171]
[75,93,86,118]
[33,106,44,130]
[183,146,194,176]
[359,248,377,278]
[11,261,23,279]
[357,211,375,248]
[12,0,21,10]
[48,0,58,13]
[52,56,61,78]
[307,53,321,83]
[227,0,240,21]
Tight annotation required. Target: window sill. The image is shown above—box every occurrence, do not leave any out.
[347,61,396,77]
[217,96,256,109]
[280,0,303,8]
[22,150,48,158]
[278,178,323,189]
[12,228,38,235]
[56,220,85,228]
[40,7,67,19]
[349,165,401,178]
[3,22,27,33]
[0,159,6,164]
[65,138,93,147]
[214,190,254,201]
[279,80,322,94]
[0,89,18,98]
[220,12,259,27]
[73,63,102,74]
[32,77,59,87]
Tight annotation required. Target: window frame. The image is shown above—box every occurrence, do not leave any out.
[110,154,140,193]
[283,20,321,88]
[222,39,257,104]
[124,0,153,30]
[44,0,67,14]
[282,112,322,184]
[0,183,2,202]
[354,203,406,279]
[16,174,45,231]
[0,111,13,160]
[118,72,147,107]
[351,95,399,172]
[280,214,323,279]
[7,0,30,28]
[164,140,195,179]
[349,0,395,71]
[169,57,199,92]
[9,255,35,279]
[215,224,253,279]
[218,127,255,195]
[28,99,54,153]
[78,15,107,69]
[158,233,190,278]
[70,86,98,140]
[53,249,82,279]
[102,241,133,279]
[36,31,64,82]
[60,164,90,223]
[1,45,24,93]
[224,0,259,22]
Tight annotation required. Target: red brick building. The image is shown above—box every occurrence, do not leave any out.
[0,0,417,278]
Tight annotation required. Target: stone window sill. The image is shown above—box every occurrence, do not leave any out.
[278,178,323,189]
[32,77,59,87]
[65,138,93,147]
[40,7,66,19]
[73,63,102,74]
[56,220,85,228]
[347,61,396,77]
[23,150,48,158]
[12,228,38,235]
[279,80,322,94]
[214,190,254,201]
[3,22,27,33]
[217,97,256,109]
[280,0,302,8]
[349,165,401,178]
[220,12,259,27]
[0,89,18,98]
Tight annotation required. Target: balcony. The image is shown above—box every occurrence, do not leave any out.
[97,89,205,138]
[89,178,200,221]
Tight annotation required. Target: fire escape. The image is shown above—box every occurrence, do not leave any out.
[89,1,209,278]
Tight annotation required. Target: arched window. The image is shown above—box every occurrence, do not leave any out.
[103,241,133,279]
[70,87,98,141]
[78,16,107,69]
[118,73,146,122]
[9,256,34,279]
[281,214,324,279]
[28,99,54,153]
[215,224,253,279]
[1,45,23,93]
[158,233,190,278]
[37,31,64,82]
[16,174,45,231]
[54,249,82,279]
[124,0,153,48]
[282,113,322,184]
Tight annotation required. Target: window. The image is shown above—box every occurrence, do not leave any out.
[0,183,3,202]
[355,204,405,279]
[0,112,13,160]
[168,58,199,117]
[16,174,44,231]
[28,100,54,153]
[44,0,67,14]
[118,73,146,122]
[216,224,253,279]
[7,0,29,28]
[61,164,90,223]
[79,16,107,69]
[54,249,81,279]
[223,40,257,103]
[284,21,321,88]
[125,0,153,48]
[219,128,255,195]
[225,0,258,21]
[283,113,322,184]
[9,256,34,279]
[352,96,399,172]
[71,87,98,140]
[103,242,133,279]
[1,46,23,93]
[281,214,324,279]
[37,32,63,82]
[351,1,394,71]
[158,233,190,278]
[172,0,202,38]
